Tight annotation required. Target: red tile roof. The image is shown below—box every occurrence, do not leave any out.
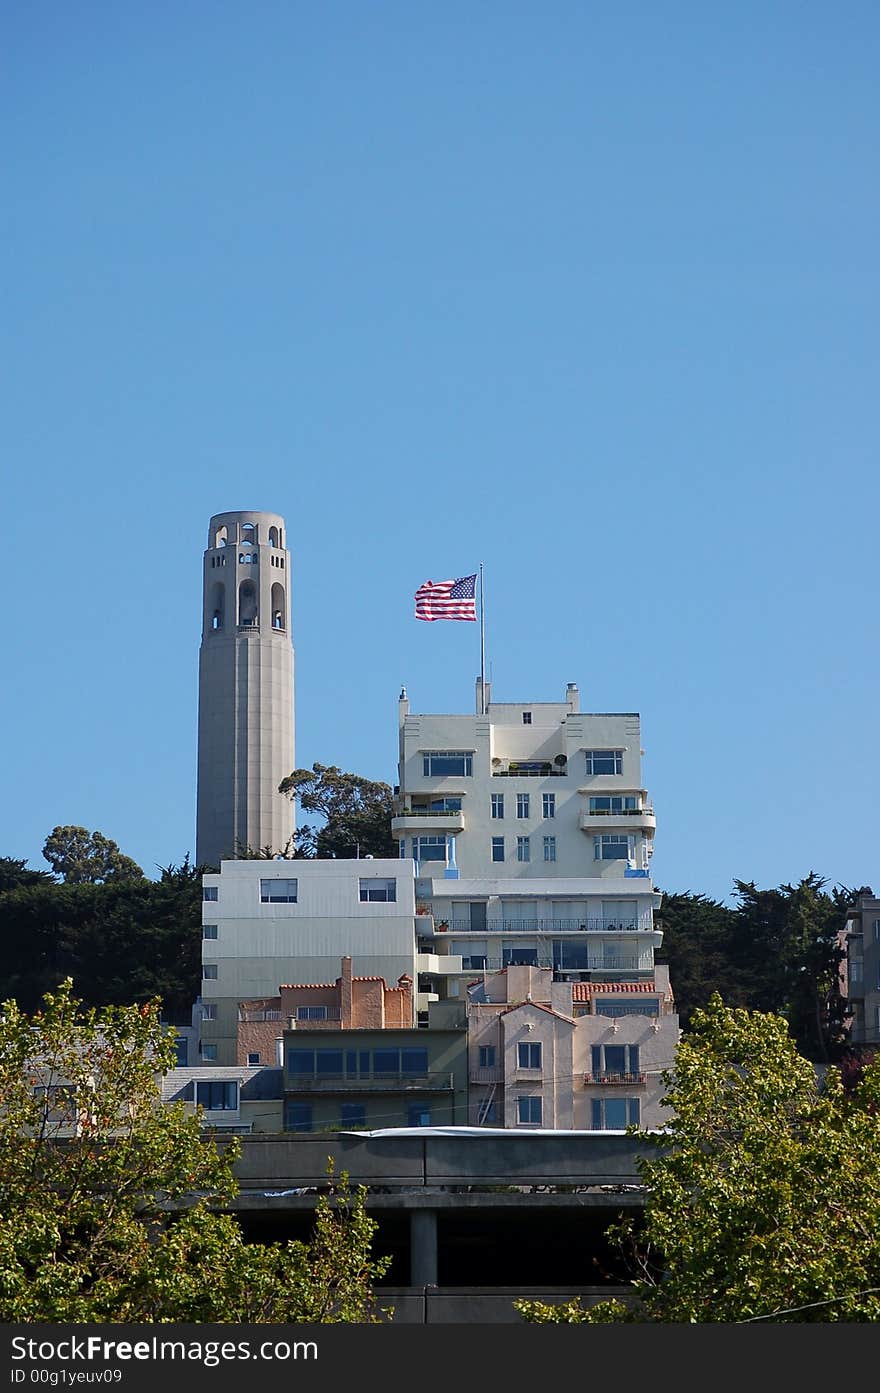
[571,982,660,1000]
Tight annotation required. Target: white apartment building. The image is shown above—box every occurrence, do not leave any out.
[200,858,460,1065]
[395,681,663,994]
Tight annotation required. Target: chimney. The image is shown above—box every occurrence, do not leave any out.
[340,956,353,1028]
[476,676,491,713]
[566,682,580,713]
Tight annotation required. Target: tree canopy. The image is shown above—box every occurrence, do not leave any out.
[278,763,395,859]
[0,980,390,1322]
[657,874,856,1060]
[42,826,144,884]
[0,854,203,1015]
[517,997,880,1323]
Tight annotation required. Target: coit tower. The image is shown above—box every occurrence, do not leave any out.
[196,511,295,867]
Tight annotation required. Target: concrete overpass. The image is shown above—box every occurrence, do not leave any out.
[225,1129,654,1322]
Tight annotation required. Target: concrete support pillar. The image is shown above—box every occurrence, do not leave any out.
[410,1209,438,1287]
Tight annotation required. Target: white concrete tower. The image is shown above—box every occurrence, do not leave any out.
[196,511,295,867]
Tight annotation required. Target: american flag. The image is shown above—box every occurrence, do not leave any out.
[414,574,477,621]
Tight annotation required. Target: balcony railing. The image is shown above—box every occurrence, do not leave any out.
[285,1071,454,1092]
[491,767,567,778]
[448,918,654,934]
[476,955,651,973]
[238,1008,282,1022]
[587,1073,648,1086]
[469,1066,504,1084]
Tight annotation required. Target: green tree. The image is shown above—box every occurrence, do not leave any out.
[0,857,55,892]
[42,826,144,885]
[0,859,202,1015]
[0,981,390,1322]
[278,763,395,859]
[657,876,857,1059]
[517,997,880,1323]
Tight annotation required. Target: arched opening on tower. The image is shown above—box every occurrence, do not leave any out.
[271,582,286,631]
[241,522,257,545]
[214,524,228,549]
[210,582,225,631]
[238,579,258,628]
[268,525,280,548]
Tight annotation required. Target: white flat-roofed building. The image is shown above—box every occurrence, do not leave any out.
[394,680,655,882]
[200,858,460,1064]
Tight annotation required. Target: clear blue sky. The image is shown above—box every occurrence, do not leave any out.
[3,2,878,904]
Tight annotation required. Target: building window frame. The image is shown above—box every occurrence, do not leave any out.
[584,750,624,776]
[359,877,396,903]
[542,793,555,819]
[491,793,504,819]
[491,836,505,863]
[516,792,530,819]
[517,1040,542,1070]
[517,1095,542,1125]
[422,751,473,777]
[516,835,530,863]
[543,835,556,863]
[260,877,298,903]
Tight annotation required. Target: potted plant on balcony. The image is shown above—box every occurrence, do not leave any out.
[436,920,448,932]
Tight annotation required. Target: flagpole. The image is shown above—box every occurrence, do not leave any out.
[479,562,486,713]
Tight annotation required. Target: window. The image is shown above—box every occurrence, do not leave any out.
[408,1104,432,1127]
[491,793,504,819]
[287,1049,315,1074]
[517,1096,542,1125]
[422,751,473,777]
[478,1099,498,1125]
[428,796,462,811]
[341,1104,366,1129]
[359,877,396,902]
[478,1045,496,1068]
[594,835,633,861]
[203,886,218,902]
[201,1003,217,1020]
[517,835,530,862]
[584,750,624,776]
[849,960,863,984]
[316,1050,344,1075]
[543,836,556,863]
[203,924,218,939]
[589,795,638,814]
[196,1081,237,1110]
[174,1038,188,1066]
[297,1005,330,1021]
[201,1044,217,1061]
[284,1102,313,1132]
[517,792,530,818]
[414,835,447,862]
[260,878,297,903]
[373,1049,399,1075]
[595,999,659,1018]
[491,836,505,862]
[202,964,218,980]
[542,793,555,818]
[247,1052,261,1066]
[873,919,880,942]
[522,711,532,724]
[591,1097,640,1129]
[402,1048,429,1074]
[591,1044,641,1078]
[518,1041,542,1069]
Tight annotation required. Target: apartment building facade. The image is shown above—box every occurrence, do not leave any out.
[200,858,460,1065]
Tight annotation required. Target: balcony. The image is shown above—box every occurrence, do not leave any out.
[392,809,465,835]
[579,808,656,832]
[448,917,656,934]
[469,1066,504,1085]
[586,1073,648,1087]
[491,762,567,778]
[285,1071,454,1093]
[476,955,652,973]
